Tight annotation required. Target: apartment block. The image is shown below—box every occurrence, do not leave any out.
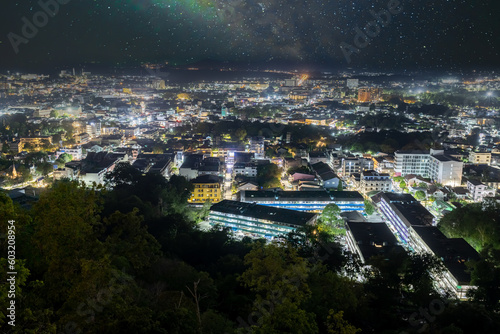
[359,170,392,194]
[409,226,479,299]
[395,149,463,186]
[208,200,317,239]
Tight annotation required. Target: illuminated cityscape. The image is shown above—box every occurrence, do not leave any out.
[0,1,499,333]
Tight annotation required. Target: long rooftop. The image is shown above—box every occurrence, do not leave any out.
[210,200,316,227]
[241,190,364,202]
[411,226,480,284]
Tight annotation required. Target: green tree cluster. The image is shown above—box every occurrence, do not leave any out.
[1,175,500,333]
[257,163,282,189]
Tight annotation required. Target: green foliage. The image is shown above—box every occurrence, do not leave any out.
[36,162,54,176]
[393,176,405,183]
[418,182,429,189]
[102,209,161,272]
[233,128,247,142]
[103,164,193,219]
[364,200,375,215]
[349,143,364,153]
[257,163,282,189]
[55,153,73,166]
[438,201,500,251]
[414,190,426,201]
[189,200,212,223]
[322,204,342,225]
[240,243,311,304]
[326,310,361,334]
[1,159,500,333]
[467,246,500,311]
[239,243,319,334]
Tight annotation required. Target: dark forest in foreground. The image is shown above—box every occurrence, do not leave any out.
[1,169,500,334]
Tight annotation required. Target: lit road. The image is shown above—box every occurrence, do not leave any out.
[224,170,233,200]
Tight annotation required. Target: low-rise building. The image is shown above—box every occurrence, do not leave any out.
[198,157,222,177]
[236,181,259,192]
[240,189,365,212]
[346,222,405,264]
[208,200,317,239]
[56,147,83,161]
[188,174,223,204]
[74,133,90,145]
[249,136,265,159]
[469,151,491,165]
[466,179,495,202]
[309,151,328,165]
[342,157,374,176]
[179,154,204,180]
[428,153,463,187]
[359,170,392,194]
[233,162,258,178]
[394,149,463,186]
[376,193,433,244]
[409,226,480,299]
[311,162,340,189]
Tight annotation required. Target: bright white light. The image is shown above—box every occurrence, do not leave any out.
[487,92,493,97]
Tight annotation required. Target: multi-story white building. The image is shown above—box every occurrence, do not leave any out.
[466,179,495,202]
[359,170,392,194]
[233,162,258,178]
[428,154,463,187]
[394,149,463,186]
[342,157,374,176]
[249,136,265,159]
[86,121,102,138]
[56,146,83,161]
[394,150,430,177]
[469,151,491,165]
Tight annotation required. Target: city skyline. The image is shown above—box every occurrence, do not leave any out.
[1,1,500,333]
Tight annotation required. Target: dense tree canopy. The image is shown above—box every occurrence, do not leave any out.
[257,163,282,189]
[0,176,499,333]
[438,200,500,251]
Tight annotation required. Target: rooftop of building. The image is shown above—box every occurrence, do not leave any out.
[467,179,484,186]
[391,202,433,227]
[340,211,367,223]
[380,192,417,204]
[191,174,222,184]
[347,222,405,262]
[309,151,327,158]
[241,190,364,202]
[180,154,204,169]
[362,170,390,178]
[431,154,460,163]
[411,226,480,284]
[395,150,430,155]
[210,200,316,227]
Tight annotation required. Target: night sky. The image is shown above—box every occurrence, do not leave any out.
[0,0,498,71]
